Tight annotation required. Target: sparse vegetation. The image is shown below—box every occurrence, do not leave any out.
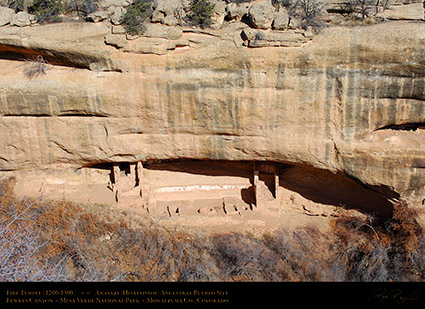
[120,0,153,36]
[66,0,98,18]
[342,0,388,21]
[331,202,425,281]
[3,0,388,30]
[0,180,65,281]
[288,0,325,32]
[189,0,215,29]
[272,0,290,7]
[7,0,24,12]
[28,0,64,23]
[226,0,252,3]
[23,55,49,80]
[341,0,374,20]
[1,178,424,282]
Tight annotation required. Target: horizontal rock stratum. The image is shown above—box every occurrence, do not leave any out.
[0,20,424,207]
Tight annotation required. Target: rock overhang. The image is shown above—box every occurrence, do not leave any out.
[0,20,424,208]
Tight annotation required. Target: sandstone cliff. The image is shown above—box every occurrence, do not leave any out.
[0,3,424,216]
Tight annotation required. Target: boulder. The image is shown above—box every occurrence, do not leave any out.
[143,23,183,40]
[110,6,125,25]
[151,0,182,26]
[249,0,276,29]
[289,16,303,29]
[23,0,34,10]
[162,14,178,26]
[226,2,251,21]
[87,10,109,22]
[272,7,290,30]
[153,0,182,16]
[0,6,15,27]
[98,0,130,9]
[10,11,35,27]
[210,0,227,28]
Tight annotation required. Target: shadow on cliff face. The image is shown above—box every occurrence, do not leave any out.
[279,165,397,221]
[144,159,254,178]
[376,122,425,131]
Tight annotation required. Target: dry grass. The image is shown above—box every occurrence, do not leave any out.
[330,202,425,281]
[23,55,49,80]
[1,177,424,282]
[0,179,65,281]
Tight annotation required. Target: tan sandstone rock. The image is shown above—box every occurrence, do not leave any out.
[249,0,276,29]
[0,7,15,27]
[10,11,35,27]
[0,20,424,212]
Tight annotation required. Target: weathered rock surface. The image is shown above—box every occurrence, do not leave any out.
[0,22,113,68]
[272,7,290,30]
[225,1,251,21]
[241,28,310,47]
[249,0,276,29]
[10,11,35,27]
[324,0,423,11]
[377,3,424,20]
[0,7,15,27]
[0,20,424,212]
[151,0,182,26]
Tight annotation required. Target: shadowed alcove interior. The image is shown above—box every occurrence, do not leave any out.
[87,159,396,220]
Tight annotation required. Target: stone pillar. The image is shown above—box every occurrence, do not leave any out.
[253,162,259,206]
[112,163,120,185]
[112,163,120,202]
[274,165,279,200]
[136,161,143,184]
[136,161,144,198]
[129,162,135,176]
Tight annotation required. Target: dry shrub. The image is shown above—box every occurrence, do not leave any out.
[2,177,424,282]
[211,227,334,281]
[387,201,423,256]
[331,201,425,281]
[0,178,125,281]
[33,200,126,281]
[0,177,16,208]
[0,178,66,281]
[211,233,283,281]
[23,55,49,80]
[0,177,221,281]
[330,216,392,281]
[386,201,425,280]
[262,227,333,281]
[113,225,221,281]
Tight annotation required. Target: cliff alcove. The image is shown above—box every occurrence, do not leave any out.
[10,159,398,232]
